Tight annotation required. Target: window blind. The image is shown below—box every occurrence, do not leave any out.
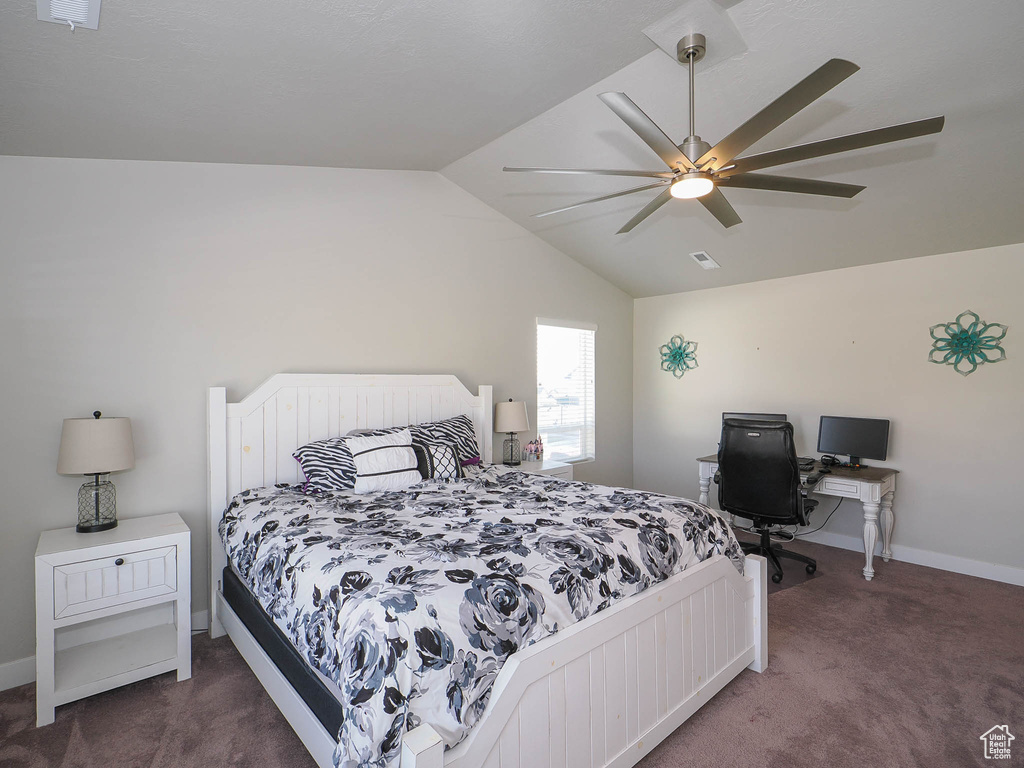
[537,322,595,463]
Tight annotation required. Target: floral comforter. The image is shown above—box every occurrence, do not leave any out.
[219,465,743,768]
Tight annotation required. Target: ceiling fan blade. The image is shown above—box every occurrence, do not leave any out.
[717,116,945,177]
[504,167,676,179]
[533,182,670,218]
[698,188,742,228]
[696,59,860,172]
[598,92,696,171]
[617,187,675,234]
[719,173,865,198]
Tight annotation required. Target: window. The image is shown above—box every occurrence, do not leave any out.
[536,319,595,463]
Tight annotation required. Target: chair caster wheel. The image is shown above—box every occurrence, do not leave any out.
[806,565,816,575]
[771,572,783,584]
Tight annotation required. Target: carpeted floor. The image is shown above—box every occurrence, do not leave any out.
[1,539,1020,767]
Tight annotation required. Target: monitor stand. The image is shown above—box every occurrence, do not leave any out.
[847,455,862,469]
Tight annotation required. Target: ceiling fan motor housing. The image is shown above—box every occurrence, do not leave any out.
[681,135,712,166]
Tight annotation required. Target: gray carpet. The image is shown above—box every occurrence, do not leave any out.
[1,539,1020,767]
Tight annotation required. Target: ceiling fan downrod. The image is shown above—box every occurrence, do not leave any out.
[677,33,710,166]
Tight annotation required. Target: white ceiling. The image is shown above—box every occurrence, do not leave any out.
[0,0,683,170]
[3,0,1023,297]
[443,0,1024,296]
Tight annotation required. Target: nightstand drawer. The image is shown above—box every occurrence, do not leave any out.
[53,546,177,619]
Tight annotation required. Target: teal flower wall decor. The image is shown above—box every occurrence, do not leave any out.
[929,309,1008,376]
[660,335,698,378]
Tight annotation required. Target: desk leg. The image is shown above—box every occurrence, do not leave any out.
[880,491,894,563]
[699,476,711,506]
[862,501,880,580]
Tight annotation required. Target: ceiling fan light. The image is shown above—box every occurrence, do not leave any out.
[670,173,714,199]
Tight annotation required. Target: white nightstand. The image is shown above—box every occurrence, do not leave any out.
[35,512,191,726]
[517,459,574,480]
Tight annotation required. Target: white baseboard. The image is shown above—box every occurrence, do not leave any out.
[191,609,209,632]
[0,656,36,692]
[0,609,210,693]
[800,530,1024,587]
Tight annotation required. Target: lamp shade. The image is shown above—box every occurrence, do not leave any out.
[494,400,530,434]
[57,415,135,475]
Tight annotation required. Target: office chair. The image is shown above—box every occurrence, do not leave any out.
[716,418,822,584]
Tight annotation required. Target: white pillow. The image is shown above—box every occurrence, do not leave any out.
[345,429,421,493]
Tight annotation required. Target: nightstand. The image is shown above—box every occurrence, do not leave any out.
[35,513,191,726]
[518,459,574,480]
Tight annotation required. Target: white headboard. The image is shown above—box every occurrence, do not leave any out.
[206,373,493,636]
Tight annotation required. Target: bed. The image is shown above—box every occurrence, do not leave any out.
[208,374,767,768]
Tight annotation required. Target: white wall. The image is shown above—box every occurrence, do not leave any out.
[634,244,1023,578]
[0,156,634,668]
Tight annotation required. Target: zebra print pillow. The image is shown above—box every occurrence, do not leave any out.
[292,437,357,492]
[413,414,480,466]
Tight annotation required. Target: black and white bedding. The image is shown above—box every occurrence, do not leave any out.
[220,465,743,768]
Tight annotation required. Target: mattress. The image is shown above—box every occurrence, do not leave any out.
[222,565,344,737]
[220,464,742,768]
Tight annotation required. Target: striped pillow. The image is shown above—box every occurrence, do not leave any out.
[413,414,480,466]
[292,437,357,492]
[345,429,422,493]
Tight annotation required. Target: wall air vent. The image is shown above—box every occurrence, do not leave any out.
[37,0,102,30]
[690,250,721,270]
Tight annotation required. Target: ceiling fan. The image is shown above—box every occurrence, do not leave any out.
[504,33,944,233]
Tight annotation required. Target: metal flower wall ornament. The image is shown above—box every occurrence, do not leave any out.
[660,335,699,378]
[929,310,1008,376]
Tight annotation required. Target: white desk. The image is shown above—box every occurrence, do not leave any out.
[697,455,898,581]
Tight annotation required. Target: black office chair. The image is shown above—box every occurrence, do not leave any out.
[716,418,822,584]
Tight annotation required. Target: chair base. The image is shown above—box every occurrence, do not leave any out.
[739,528,816,584]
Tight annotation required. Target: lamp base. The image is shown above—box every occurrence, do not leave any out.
[77,475,118,533]
[77,520,118,533]
[502,434,522,466]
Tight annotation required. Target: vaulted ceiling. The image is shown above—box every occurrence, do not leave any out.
[0,0,683,169]
[443,0,1024,296]
[3,0,1023,297]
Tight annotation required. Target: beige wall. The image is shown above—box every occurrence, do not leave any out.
[634,244,1023,577]
[0,156,634,667]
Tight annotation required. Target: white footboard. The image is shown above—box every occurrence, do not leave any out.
[403,553,767,768]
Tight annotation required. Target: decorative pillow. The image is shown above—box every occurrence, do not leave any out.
[292,437,357,492]
[345,429,422,493]
[413,443,465,482]
[413,414,480,466]
[346,427,401,437]
[349,416,480,466]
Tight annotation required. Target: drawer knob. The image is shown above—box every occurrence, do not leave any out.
[114,558,125,566]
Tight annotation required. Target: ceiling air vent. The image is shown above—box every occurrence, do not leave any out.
[37,0,102,30]
[690,251,721,270]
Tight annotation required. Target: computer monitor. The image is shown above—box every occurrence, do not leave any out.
[817,416,890,465]
[722,412,788,423]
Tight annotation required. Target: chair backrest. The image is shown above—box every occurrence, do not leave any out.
[718,418,803,523]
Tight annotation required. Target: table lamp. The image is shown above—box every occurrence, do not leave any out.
[57,411,135,532]
[494,399,529,466]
